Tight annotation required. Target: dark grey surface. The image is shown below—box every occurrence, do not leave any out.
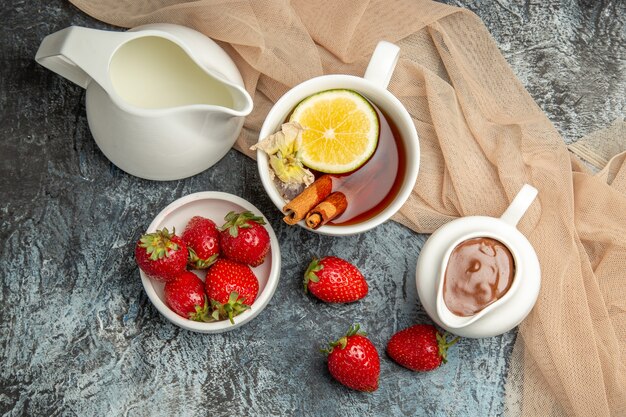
[1,1,624,416]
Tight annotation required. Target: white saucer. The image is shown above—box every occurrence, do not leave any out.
[415,217,541,338]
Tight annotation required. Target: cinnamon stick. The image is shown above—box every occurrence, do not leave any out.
[305,192,348,229]
[283,175,333,225]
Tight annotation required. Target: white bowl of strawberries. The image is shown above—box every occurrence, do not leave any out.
[135,192,281,333]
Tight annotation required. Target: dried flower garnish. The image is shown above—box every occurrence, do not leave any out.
[251,122,314,201]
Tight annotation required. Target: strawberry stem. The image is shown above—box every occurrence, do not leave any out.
[436,332,460,364]
[210,291,251,324]
[321,324,365,355]
[188,247,218,269]
[139,227,179,261]
[303,257,323,293]
[188,299,215,323]
[221,211,266,237]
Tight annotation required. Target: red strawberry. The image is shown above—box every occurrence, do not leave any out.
[322,324,380,392]
[164,271,212,321]
[135,227,188,282]
[219,211,270,267]
[182,216,220,269]
[386,324,460,371]
[304,256,368,303]
[205,258,259,324]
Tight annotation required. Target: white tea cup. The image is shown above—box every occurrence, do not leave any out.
[256,41,420,236]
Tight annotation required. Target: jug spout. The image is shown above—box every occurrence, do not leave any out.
[192,75,251,117]
[36,26,136,91]
[226,83,253,117]
[436,297,485,329]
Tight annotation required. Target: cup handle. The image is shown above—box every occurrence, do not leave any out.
[500,184,538,227]
[363,41,400,89]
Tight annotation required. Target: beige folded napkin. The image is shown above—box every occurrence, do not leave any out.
[69,0,626,415]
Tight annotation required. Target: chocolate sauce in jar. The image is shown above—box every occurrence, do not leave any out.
[443,237,515,317]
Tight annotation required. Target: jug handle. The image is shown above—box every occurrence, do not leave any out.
[363,41,400,90]
[35,27,134,90]
[500,184,538,227]
[36,27,93,88]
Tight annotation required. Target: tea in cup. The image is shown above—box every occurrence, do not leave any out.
[416,184,541,338]
[255,41,420,236]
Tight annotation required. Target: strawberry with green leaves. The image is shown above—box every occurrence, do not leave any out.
[386,324,460,371]
[304,256,368,303]
[220,211,270,267]
[164,271,212,321]
[182,216,220,269]
[135,227,188,282]
[322,324,380,392]
[205,258,259,324]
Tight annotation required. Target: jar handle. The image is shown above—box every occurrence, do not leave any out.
[500,184,538,227]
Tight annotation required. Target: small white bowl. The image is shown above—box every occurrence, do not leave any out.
[139,192,281,333]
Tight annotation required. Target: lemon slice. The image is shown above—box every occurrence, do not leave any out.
[289,89,379,173]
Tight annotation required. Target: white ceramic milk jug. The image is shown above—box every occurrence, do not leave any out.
[36,24,253,181]
[416,184,541,338]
